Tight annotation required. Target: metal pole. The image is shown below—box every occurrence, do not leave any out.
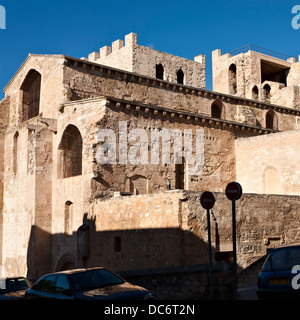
[206,208,214,300]
[232,200,238,300]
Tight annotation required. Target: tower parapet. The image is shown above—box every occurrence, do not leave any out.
[82,33,206,89]
[212,45,300,109]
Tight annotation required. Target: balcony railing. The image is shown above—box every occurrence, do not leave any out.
[227,44,292,61]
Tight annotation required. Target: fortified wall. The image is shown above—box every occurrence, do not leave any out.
[85,32,206,89]
[212,46,300,110]
[2,33,300,283]
[79,190,300,273]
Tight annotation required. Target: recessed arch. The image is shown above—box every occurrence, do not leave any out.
[211,100,224,119]
[20,69,41,121]
[229,63,237,94]
[265,110,278,130]
[263,166,280,194]
[252,85,259,100]
[56,253,77,272]
[58,125,83,178]
[177,69,184,84]
[156,63,164,80]
[263,83,271,101]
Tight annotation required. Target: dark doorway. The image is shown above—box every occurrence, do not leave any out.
[175,157,185,189]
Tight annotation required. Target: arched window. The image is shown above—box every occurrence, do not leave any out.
[265,110,278,130]
[252,85,259,100]
[156,63,164,80]
[177,69,184,84]
[229,64,237,94]
[21,70,41,121]
[13,131,19,175]
[263,84,271,101]
[211,100,223,119]
[58,125,82,178]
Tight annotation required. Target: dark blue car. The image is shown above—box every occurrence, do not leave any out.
[25,267,153,300]
[257,243,300,300]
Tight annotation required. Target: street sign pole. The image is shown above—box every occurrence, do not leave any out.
[206,207,214,300]
[200,191,216,300]
[232,199,237,300]
[225,182,242,300]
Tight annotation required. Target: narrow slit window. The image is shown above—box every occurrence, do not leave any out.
[156,63,164,80]
[114,237,121,252]
[177,69,184,84]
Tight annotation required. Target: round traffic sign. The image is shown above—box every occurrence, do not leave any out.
[200,191,215,210]
[225,182,243,201]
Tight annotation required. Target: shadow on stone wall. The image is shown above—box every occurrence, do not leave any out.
[26,213,240,299]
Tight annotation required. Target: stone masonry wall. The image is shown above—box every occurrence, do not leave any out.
[86,190,300,275]
[235,130,300,195]
[212,49,300,110]
[64,58,299,131]
[119,263,234,300]
[184,191,300,269]
[89,33,206,89]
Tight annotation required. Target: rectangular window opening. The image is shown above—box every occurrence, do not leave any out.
[114,236,121,253]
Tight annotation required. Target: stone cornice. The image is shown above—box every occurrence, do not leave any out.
[63,55,300,117]
[62,96,277,135]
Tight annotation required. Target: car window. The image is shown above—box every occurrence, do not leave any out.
[263,247,300,271]
[38,275,57,293]
[70,269,124,291]
[55,275,70,295]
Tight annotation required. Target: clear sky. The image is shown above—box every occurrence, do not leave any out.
[0,0,299,97]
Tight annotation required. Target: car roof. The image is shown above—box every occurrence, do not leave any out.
[41,267,106,277]
[270,242,300,250]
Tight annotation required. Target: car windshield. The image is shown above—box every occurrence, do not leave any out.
[263,247,300,272]
[69,269,124,291]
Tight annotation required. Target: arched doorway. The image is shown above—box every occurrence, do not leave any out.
[265,110,278,130]
[211,100,224,119]
[56,254,77,271]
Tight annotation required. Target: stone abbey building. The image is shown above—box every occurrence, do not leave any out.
[1,33,300,280]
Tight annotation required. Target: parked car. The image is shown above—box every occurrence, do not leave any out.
[257,243,300,300]
[25,267,153,300]
[0,277,31,300]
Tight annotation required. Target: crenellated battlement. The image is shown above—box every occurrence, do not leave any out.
[87,33,137,62]
[82,32,206,89]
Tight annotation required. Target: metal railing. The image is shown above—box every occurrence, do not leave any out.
[227,44,292,61]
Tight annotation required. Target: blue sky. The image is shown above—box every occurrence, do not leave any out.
[0,0,299,97]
